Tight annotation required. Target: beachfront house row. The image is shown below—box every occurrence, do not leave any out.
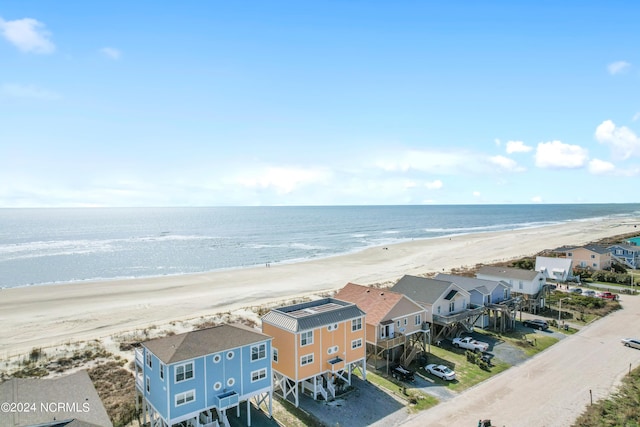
[135,324,273,427]
[556,245,612,272]
[476,266,547,313]
[390,275,480,342]
[435,273,517,331]
[261,298,366,407]
[334,282,429,369]
[608,243,640,270]
[534,256,574,282]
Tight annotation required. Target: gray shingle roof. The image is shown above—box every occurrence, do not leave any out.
[261,298,365,332]
[0,371,112,427]
[435,273,506,294]
[477,266,539,281]
[390,275,452,305]
[142,324,270,364]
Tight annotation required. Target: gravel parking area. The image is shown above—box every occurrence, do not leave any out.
[298,376,409,427]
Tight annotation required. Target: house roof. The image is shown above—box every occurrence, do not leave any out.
[556,244,611,255]
[608,243,640,253]
[535,256,572,274]
[143,323,270,364]
[390,275,459,305]
[476,265,540,281]
[261,298,365,333]
[435,273,507,294]
[334,283,422,326]
[0,371,112,427]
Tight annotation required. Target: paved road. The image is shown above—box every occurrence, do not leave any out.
[400,294,640,427]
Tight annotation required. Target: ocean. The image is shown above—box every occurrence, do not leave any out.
[1,204,639,289]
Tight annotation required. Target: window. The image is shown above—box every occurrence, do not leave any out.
[351,338,362,349]
[592,263,597,268]
[251,368,267,382]
[591,254,596,259]
[327,345,338,355]
[437,306,441,314]
[176,362,194,383]
[213,354,221,363]
[327,323,339,331]
[146,352,152,369]
[159,364,164,381]
[214,381,222,391]
[518,281,523,290]
[567,252,573,257]
[176,390,195,406]
[272,348,279,363]
[146,376,150,393]
[251,343,266,361]
[414,314,421,325]
[301,353,314,366]
[300,331,313,346]
[226,351,234,360]
[503,289,509,300]
[227,377,235,387]
[351,318,362,331]
[449,301,455,312]
[396,320,400,328]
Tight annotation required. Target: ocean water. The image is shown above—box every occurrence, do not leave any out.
[1,204,639,289]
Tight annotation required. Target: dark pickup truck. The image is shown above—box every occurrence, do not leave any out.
[391,364,415,382]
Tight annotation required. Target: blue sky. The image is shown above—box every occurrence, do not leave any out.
[1,1,639,207]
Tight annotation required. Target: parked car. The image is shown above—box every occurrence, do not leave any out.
[452,336,489,353]
[599,291,619,301]
[569,288,583,294]
[621,338,640,349]
[425,364,456,381]
[523,319,549,330]
[582,290,596,297]
[391,364,415,382]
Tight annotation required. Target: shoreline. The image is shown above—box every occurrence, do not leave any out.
[1,216,638,358]
[1,215,620,291]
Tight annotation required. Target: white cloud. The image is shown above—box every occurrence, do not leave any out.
[594,120,640,160]
[494,138,501,146]
[633,112,640,122]
[531,196,543,203]
[0,17,55,54]
[1,83,60,100]
[607,61,631,75]
[100,47,121,60]
[236,166,330,194]
[425,179,443,190]
[588,158,616,175]
[535,140,589,169]
[374,149,468,173]
[472,191,481,197]
[488,155,524,172]
[505,140,532,154]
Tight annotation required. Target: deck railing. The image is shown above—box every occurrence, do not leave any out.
[376,334,405,350]
[433,305,486,325]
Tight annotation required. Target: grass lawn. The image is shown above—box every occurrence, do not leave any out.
[475,328,559,357]
[355,370,439,412]
[418,345,510,392]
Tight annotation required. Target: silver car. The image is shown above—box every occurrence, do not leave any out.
[621,338,640,349]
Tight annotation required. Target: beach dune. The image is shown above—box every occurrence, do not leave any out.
[1,217,637,358]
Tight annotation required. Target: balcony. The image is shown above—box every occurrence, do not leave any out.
[216,391,239,410]
[376,334,405,350]
[135,347,144,367]
[433,305,486,325]
[135,373,143,391]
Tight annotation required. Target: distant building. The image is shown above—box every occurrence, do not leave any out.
[556,245,612,271]
[261,298,366,407]
[0,370,112,427]
[135,324,272,427]
[535,256,573,282]
[608,243,640,270]
[476,266,547,313]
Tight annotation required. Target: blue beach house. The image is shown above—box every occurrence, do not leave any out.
[135,324,273,427]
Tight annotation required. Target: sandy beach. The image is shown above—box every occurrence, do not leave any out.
[1,216,638,359]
